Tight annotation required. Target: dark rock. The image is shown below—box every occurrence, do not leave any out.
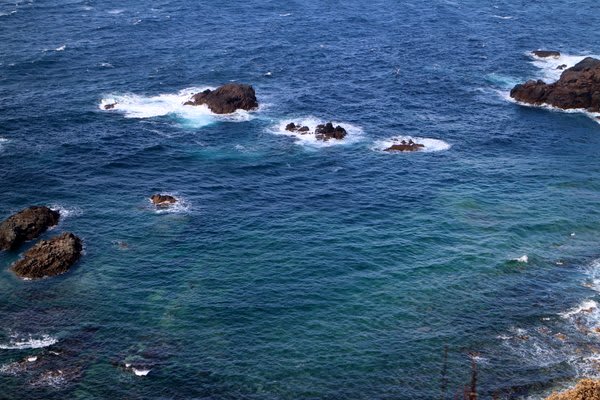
[0,206,60,251]
[183,83,258,114]
[384,139,425,152]
[150,194,177,207]
[532,50,561,58]
[285,122,310,133]
[314,122,347,141]
[104,103,117,110]
[12,233,82,279]
[510,57,600,112]
[557,64,567,70]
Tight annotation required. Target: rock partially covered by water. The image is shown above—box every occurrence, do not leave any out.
[285,122,310,133]
[0,206,60,251]
[104,102,117,110]
[532,50,561,58]
[384,139,425,152]
[315,122,347,141]
[510,57,600,112]
[183,83,258,114]
[150,194,177,207]
[545,379,600,400]
[12,233,82,279]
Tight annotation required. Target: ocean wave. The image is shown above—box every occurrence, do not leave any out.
[0,10,16,17]
[100,87,257,128]
[0,137,8,150]
[372,136,451,153]
[492,15,513,20]
[0,334,58,350]
[270,117,364,147]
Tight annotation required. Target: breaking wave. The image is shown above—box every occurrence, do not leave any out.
[372,136,451,153]
[270,117,364,147]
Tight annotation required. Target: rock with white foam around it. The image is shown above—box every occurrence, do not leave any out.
[510,57,600,112]
[183,83,258,114]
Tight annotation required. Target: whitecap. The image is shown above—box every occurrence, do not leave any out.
[107,9,124,14]
[279,13,292,17]
[513,255,528,263]
[99,62,113,68]
[27,356,37,362]
[0,10,16,17]
[270,117,364,147]
[54,45,66,52]
[132,367,151,376]
[100,87,257,128]
[372,136,451,153]
[0,334,58,350]
[492,15,513,20]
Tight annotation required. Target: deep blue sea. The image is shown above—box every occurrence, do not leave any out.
[2,0,600,398]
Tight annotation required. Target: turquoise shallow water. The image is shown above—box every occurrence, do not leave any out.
[1,0,600,398]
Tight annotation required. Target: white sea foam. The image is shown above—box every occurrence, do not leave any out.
[372,136,451,153]
[0,334,58,350]
[107,9,125,14]
[50,204,83,220]
[0,138,8,151]
[55,45,66,52]
[492,15,513,20]
[559,299,598,319]
[100,87,257,128]
[0,10,16,17]
[513,255,528,263]
[132,367,151,376]
[279,13,292,17]
[99,62,113,68]
[271,117,364,147]
[528,52,597,82]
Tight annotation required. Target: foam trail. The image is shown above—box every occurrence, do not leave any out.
[372,136,451,153]
[528,52,598,82]
[271,117,364,147]
[100,87,256,128]
[0,334,58,350]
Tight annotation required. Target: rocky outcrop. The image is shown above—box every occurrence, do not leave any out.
[104,103,117,110]
[545,379,600,400]
[533,50,561,58]
[12,232,82,279]
[286,123,310,133]
[510,57,600,112]
[384,140,425,152]
[150,194,177,207]
[183,83,258,114]
[315,122,347,141]
[0,206,60,251]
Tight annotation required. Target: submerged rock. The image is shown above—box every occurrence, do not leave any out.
[183,83,258,114]
[12,232,82,279]
[384,139,425,152]
[314,122,347,141]
[150,194,177,207]
[545,379,600,400]
[510,57,600,112]
[0,206,60,251]
[532,50,561,58]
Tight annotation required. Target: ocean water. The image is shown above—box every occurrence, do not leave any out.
[1,0,600,398]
